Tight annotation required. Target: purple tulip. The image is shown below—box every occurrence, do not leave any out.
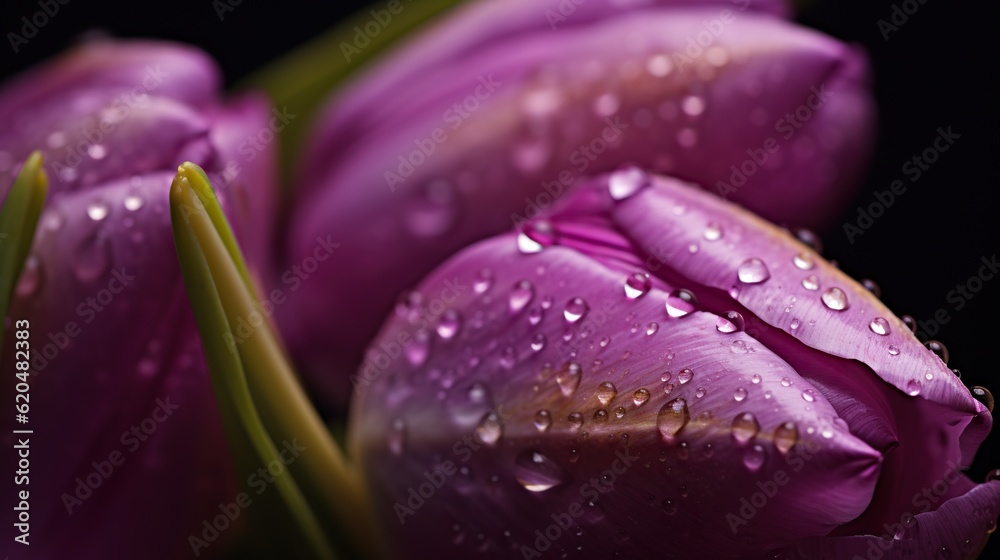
[0,40,276,558]
[348,170,997,559]
[280,0,875,407]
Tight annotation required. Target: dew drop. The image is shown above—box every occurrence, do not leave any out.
[665,289,698,318]
[517,220,556,254]
[614,406,626,419]
[801,389,817,402]
[592,409,609,422]
[633,388,650,406]
[534,410,553,432]
[802,275,820,291]
[15,256,43,297]
[596,382,618,406]
[906,379,922,396]
[926,340,949,364]
[514,450,569,492]
[556,362,582,396]
[499,346,517,369]
[869,317,890,336]
[971,387,994,413]
[436,310,462,340]
[743,444,766,471]
[677,368,693,385]
[86,201,109,221]
[731,412,760,444]
[599,336,610,348]
[751,374,762,385]
[902,315,917,332]
[73,235,111,283]
[737,258,770,284]
[475,411,504,446]
[509,280,535,314]
[795,228,824,252]
[624,272,652,299]
[780,377,792,387]
[703,221,723,241]
[695,387,707,399]
[646,322,659,336]
[530,333,547,352]
[888,345,901,356]
[473,269,494,294]
[792,252,814,270]
[388,418,406,455]
[564,297,589,323]
[567,412,584,430]
[715,311,745,333]
[733,387,748,402]
[608,167,650,200]
[774,421,799,454]
[821,287,848,311]
[730,340,749,354]
[404,330,431,366]
[657,398,689,441]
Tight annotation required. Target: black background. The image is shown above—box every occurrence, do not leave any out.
[1,0,998,555]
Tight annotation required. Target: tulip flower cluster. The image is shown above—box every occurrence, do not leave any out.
[0,0,995,559]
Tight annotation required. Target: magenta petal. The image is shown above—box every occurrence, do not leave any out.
[283,9,874,407]
[350,236,881,559]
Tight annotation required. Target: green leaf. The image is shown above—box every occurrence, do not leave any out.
[0,151,47,349]
[236,0,467,180]
[170,163,382,559]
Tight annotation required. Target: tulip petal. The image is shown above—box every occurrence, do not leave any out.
[284,8,874,407]
[350,234,883,559]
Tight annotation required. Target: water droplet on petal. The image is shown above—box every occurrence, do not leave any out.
[633,388,650,406]
[608,167,650,200]
[793,252,815,270]
[87,201,109,221]
[567,412,584,430]
[715,311,745,333]
[514,450,568,492]
[534,410,552,432]
[694,387,707,399]
[624,272,651,299]
[794,228,823,252]
[730,340,749,354]
[902,315,917,332]
[731,412,760,444]
[556,362,582,396]
[531,333,547,352]
[869,317,890,336]
[854,278,881,300]
[751,374,762,384]
[646,322,659,336]
[596,382,618,406]
[821,287,848,311]
[518,220,556,254]
[737,258,770,284]
[15,256,43,297]
[801,389,817,402]
[564,297,589,323]
[926,340,949,364]
[436,310,462,340]
[73,235,111,283]
[906,379,922,396]
[593,409,609,422]
[888,345,900,356]
[404,330,431,366]
[475,411,504,446]
[677,368,693,384]
[499,346,517,369]
[703,222,723,241]
[388,418,406,455]
[657,398,689,441]
[774,422,798,454]
[733,387,748,402]
[743,444,766,471]
[802,275,819,291]
[509,280,535,314]
[614,406,626,419]
[473,269,494,294]
[971,387,994,413]
[665,289,697,318]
